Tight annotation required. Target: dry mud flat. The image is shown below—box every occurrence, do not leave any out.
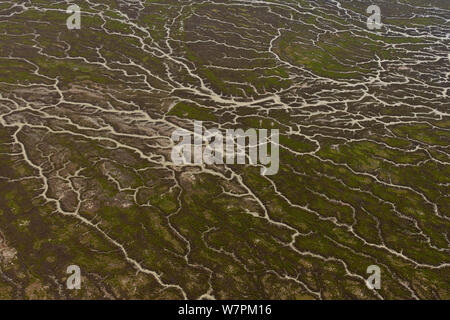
[0,0,449,299]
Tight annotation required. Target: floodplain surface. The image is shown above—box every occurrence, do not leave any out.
[0,0,449,299]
